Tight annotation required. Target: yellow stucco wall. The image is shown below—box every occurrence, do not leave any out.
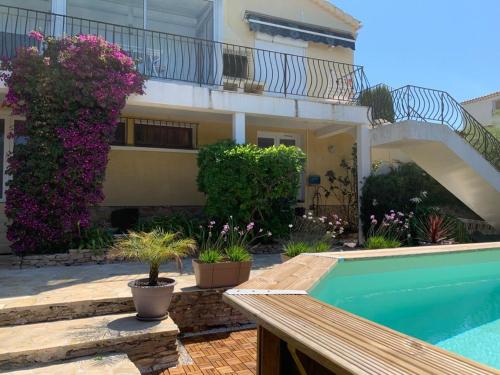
[103,121,232,206]
[103,121,355,208]
[223,0,355,65]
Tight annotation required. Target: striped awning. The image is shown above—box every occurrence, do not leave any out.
[245,11,356,50]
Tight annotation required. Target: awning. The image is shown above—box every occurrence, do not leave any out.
[245,11,356,50]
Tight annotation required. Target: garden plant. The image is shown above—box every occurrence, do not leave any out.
[114,229,196,320]
[1,32,144,254]
[197,141,305,237]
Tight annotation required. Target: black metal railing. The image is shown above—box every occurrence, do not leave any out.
[0,4,368,104]
[369,85,500,170]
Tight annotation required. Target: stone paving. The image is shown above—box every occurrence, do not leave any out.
[162,330,257,375]
[0,254,280,311]
[5,353,140,375]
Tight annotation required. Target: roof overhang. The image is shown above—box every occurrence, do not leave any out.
[245,12,356,50]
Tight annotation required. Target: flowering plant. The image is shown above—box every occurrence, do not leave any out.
[288,211,345,244]
[368,210,412,243]
[197,217,271,253]
[2,32,144,254]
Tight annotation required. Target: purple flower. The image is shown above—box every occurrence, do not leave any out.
[246,222,255,231]
[28,30,44,42]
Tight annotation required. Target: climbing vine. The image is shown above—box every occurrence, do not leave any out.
[1,32,144,254]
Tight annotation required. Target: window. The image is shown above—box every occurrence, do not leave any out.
[223,52,248,79]
[0,0,51,12]
[67,0,144,29]
[134,119,197,149]
[257,132,300,148]
[110,120,127,146]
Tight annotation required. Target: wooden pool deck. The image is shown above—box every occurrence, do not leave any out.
[224,242,500,375]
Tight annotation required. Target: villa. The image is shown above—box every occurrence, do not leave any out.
[0,0,498,374]
[0,0,498,255]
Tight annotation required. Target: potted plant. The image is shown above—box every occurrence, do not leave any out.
[193,219,269,288]
[194,246,252,288]
[114,229,196,321]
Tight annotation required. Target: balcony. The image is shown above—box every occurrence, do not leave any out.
[0,4,368,104]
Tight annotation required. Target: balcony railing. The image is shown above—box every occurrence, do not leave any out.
[0,5,369,104]
[369,85,500,170]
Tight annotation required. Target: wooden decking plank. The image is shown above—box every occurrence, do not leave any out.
[268,295,494,375]
[248,295,442,375]
[229,294,416,375]
[225,294,498,375]
[226,244,500,375]
[324,242,499,260]
[239,255,336,290]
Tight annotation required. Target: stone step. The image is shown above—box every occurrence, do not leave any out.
[0,313,179,373]
[3,353,140,375]
[0,267,251,333]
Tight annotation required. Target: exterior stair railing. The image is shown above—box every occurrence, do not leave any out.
[368,85,500,171]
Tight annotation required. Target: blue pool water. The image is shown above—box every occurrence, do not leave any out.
[309,249,500,369]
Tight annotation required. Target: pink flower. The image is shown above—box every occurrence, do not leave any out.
[28,30,44,42]
[246,222,255,231]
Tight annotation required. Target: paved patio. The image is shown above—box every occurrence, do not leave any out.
[163,330,257,375]
[0,254,280,311]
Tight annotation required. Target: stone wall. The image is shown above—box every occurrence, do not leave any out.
[10,244,283,268]
[90,205,203,226]
[0,288,252,333]
[170,289,252,333]
[11,249,128,268]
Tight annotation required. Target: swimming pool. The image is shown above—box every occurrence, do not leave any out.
[310,249,500,369]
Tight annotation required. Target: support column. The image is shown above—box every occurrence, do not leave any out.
[232,112,246,144]
[356,123,371,244]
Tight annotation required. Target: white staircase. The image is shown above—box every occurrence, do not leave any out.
[369,85,500,230]
[372,121,500,229]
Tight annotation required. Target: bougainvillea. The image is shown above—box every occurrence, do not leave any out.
[1,32,144,254]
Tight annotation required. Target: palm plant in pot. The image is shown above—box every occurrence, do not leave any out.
[114,229,196,321]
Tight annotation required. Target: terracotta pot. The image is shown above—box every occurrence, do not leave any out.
[128,277,176,321]
[192,259,252,288]
[281,253,291,262]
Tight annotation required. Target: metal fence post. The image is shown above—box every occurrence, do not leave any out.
[406,86,411,120]
[284,53,288,96]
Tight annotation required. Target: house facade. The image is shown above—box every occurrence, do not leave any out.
[462,92,500,129]
[0,0,373,253]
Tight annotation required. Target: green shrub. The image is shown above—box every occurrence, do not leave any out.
[358,85,395,123]
[75,226,114,251]
[452,219,471,243]
[226,246,252,262]
[365,236,401,249]
[312,241,331,253]
[197,141,306,237]
[283,242,310,257]
[360,163,468,236]
[198,249,224,263]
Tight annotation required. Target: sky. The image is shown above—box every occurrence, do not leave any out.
[332,0,500,102]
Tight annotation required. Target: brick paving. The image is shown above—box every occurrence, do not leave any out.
[163,329,257,375]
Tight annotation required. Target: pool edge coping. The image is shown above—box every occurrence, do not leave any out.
[223,242,500,374]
